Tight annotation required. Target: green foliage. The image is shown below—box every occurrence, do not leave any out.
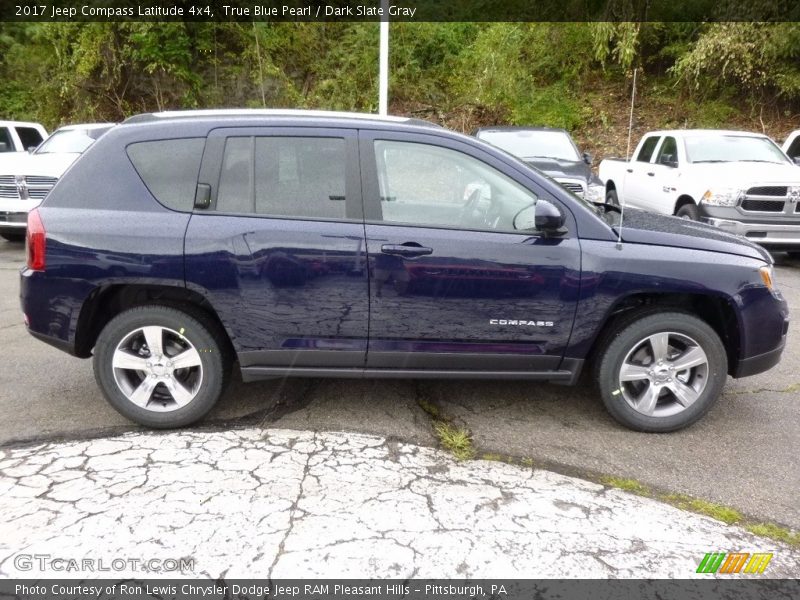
[672,23,800,101]
[0,22,797,132]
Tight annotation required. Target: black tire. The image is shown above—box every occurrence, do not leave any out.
[605,188,619,207]
[787,251,800,259]
[596,311,727,432]
[1,232,25,242]
[93,305,230,428]
[676,203,699,220]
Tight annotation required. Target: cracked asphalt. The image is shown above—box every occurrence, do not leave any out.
[0,236,800,577]
[1,428,798,578]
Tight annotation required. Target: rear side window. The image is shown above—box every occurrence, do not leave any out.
[127,138,205,212]
[216,136,347,220]
[0,128,13,152]
[636,136,660,162]
[15,126,44,150]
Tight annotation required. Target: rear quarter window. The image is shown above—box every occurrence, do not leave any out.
[127,138,205,212]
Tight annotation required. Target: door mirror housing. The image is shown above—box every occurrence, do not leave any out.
[582,152,593,165]
[793,156,800,166]
[659,153,678,168]
[513,200,567,236]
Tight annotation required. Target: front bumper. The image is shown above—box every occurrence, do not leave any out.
[0,211,27,232]
[700,217,800,247]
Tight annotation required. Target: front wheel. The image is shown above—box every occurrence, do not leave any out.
[596,312,727,432]
[93,305,229,428]
[1,232,25,242]
[676,203,699,220]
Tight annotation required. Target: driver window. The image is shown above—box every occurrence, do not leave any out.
[374,140,538,232]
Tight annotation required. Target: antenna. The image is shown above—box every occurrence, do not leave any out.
[617,66,638,250]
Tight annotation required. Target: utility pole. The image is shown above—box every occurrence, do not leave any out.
[378,0,389,115]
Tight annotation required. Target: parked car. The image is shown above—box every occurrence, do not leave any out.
[0,123,114,241]
[473,126,605,203]
[0,120,47,155]
[782,130,800,164]
[20,110,788,433]
[599,130,800,255]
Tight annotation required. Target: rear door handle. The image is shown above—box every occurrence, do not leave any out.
[647,172,655,177]
[626,168,633,173]
[381,244,432,257]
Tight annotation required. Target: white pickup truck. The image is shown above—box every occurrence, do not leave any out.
[599,129,800,252]
[0,120,47,154]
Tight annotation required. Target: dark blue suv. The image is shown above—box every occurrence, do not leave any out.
[20,110,789,432]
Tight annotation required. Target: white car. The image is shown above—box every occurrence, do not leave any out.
[782,130,800,164]
[0,123,114,241]
[599,129,800,253]
[0,120,47,155]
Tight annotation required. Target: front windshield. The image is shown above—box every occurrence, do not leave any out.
[479,130,581,162]
[685,135,789,164]
[36,127,111,154]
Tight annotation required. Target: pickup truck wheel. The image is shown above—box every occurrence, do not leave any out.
[1,233,25,242]
[606,189,619,207]
[596,312,727,432]
[93,306,227,428]
[676,204,699,220]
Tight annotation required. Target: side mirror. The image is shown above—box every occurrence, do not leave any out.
[0,142,8,152]
[513,200,567,236]
[793,156,800,166]
[660,153,678,168]
[582,152,593,165]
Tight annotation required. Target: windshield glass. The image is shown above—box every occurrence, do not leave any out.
[36,127,111,154]
[685,135,789,164]
[478,130,581,162]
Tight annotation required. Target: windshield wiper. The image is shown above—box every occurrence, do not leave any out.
[691,160,729,163]
[738,159,783,164]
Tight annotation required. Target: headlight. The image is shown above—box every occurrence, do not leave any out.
[585,183,605,204]
[701,188,743,207]
[759,265,774,290]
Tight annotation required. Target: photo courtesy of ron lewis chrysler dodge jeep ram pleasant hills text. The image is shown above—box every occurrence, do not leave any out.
[20,110,789,432]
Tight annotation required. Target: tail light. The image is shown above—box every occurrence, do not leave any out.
[26,208,46,271]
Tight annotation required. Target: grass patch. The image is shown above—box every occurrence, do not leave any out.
[434,422,475,461]
[663,494,743,525]
[600,476,651,496]
[745,523,800,547]
[481,453,503,462]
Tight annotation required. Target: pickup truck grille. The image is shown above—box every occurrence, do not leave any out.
[557,180,586,196]
[740,185,800,214]
[0,175,58,201]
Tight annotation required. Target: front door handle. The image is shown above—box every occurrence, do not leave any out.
[647,172,655,177]
[626,168,633,173]
[381,243,432,258]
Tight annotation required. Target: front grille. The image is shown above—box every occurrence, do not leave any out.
[558,181,585,195]
[741,199,785,212]
[746,186,787,197]
[27,188,51,200]
[0,176,15,186]
[25,176,58,187]
[0,186,19,199]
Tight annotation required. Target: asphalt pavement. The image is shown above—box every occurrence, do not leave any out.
[2,428,798,578]
[1,239,798,530]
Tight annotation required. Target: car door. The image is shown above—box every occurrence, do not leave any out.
[360,130,581,373]
[644,136,681,214]
[624,135,661,208]
[184,126,369,372]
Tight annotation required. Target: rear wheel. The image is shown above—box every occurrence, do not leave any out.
[676,203,699,220]
[93,305,229,428]
[596,312,727,432]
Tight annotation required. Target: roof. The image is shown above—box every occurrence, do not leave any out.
[644,129,769,138]
[474,126,569,134]
[123,109,439,129]
[0,120,46,129]
[53,123,116,132]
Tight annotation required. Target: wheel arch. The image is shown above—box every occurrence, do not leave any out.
[673,194,696,215]
[74,284,235,359]
[584,292,740,377]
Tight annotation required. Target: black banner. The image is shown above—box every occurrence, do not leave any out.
[1,580,799,600]
[2,0,800,22]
